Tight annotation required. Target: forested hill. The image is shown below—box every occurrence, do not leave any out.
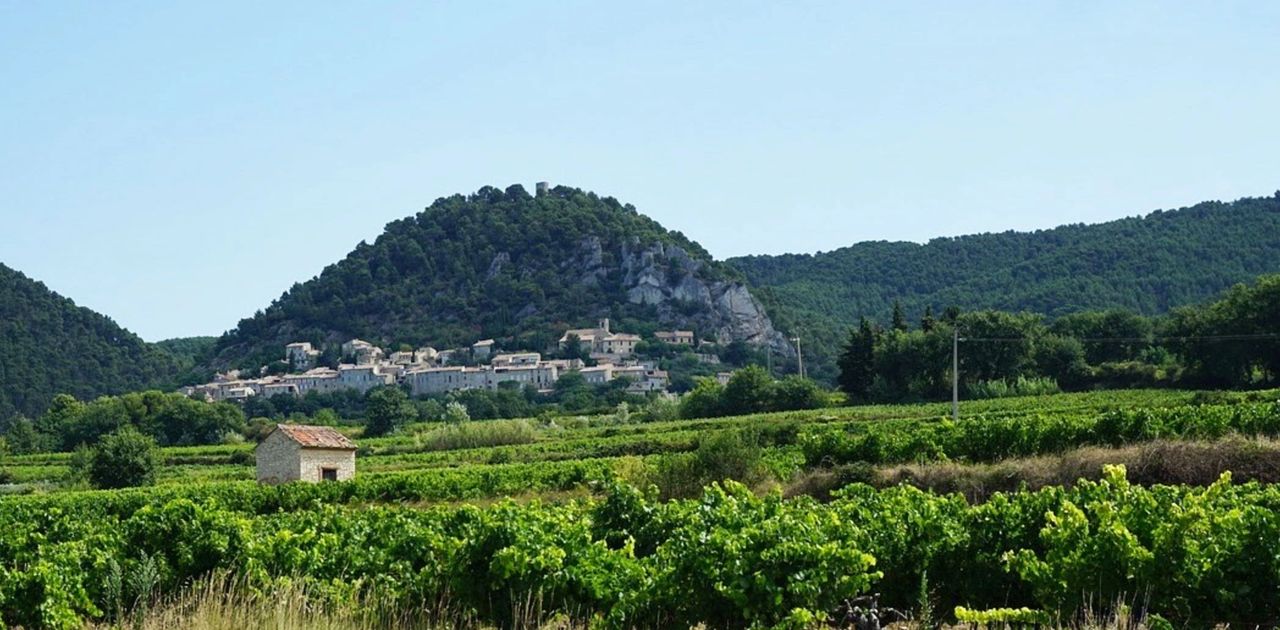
[729,193,1280,380]
[0,264,179,420]
[210,184,789,370]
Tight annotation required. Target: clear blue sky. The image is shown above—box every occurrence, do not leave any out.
[2,2,1278,341]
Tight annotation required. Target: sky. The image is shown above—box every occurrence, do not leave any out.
[2,2,1278,341]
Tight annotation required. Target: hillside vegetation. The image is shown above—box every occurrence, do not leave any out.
[0,264,178,420]
[732,194,1280,381]
[5,188,1280,419]
[211,184,769,370]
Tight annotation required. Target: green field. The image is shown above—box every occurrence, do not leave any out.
[4,388,1280,628]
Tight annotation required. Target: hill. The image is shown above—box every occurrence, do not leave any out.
[0,264,180,420]
[729,193,1280,381]
[210,184,790,369]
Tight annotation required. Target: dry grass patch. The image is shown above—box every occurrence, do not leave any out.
[788,436,1280,502]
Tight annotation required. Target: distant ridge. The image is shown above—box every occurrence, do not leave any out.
[730,193,1280,380]
[4,188,1278,418]
[0,263,179,419]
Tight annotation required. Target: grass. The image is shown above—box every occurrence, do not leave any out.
[415,419,538,451]
[102,574,1178,630]
[88,571,603,630]
[90,573,461,630]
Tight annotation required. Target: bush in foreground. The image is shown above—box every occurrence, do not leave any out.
[72,426,160,489]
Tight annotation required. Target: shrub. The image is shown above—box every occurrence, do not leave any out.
[679,377,725,419]
[966,376,1060,400]
[771,375,828,411]
[649,428,768,499]
[637,396,680,422]
[77,426,160,489]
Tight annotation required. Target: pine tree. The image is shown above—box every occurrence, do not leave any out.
[837,318,877,400]
[891,300,908,331]
[921,305,937,332]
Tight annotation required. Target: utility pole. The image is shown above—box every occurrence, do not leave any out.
[792,337,804,379]
[951,327,959,420]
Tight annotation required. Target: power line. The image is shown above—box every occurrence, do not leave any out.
[958,332,1280,343]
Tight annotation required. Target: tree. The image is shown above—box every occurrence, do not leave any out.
[415,399,446,421]
[561,334,587,362]
[953,311,1041,383]
[1051,310,1153,364]
[444,401,471,424]
[312,408,341,426]
[680,377,726,419]
[837,318,877,401]
[33,390,244,451]
[720,340,755,366]
[4,415,48,454]
[364,387,416,436]
[1166,274,1280,387]
[35,394,84,449]
[722,365,774,416]
[78,427,159,489]
[891,300,908,332]
[771,376,827,411]
[1033,335,1090,389]
[921,305,936,332]
[872,328,949,401]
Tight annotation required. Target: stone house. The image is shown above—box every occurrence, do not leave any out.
[654,330,695,345]
[579,364,613,385]
[256,424,357,484]
[490,363,560,390]
[597,333,640,356]
[492,352,541,367]
[285,342,320,371]
[403,366,488,396]
[262,381,300,398]
[389,350,417,365]
[559,318,639,358]
[338,364,394,394]
[472,339,495,359]
[283,368,342,395]
[342,339,384,365]
[614,364,670,392]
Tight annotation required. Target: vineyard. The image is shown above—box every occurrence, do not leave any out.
[4,388,1280,628]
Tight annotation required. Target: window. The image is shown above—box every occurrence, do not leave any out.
[320,467,338,482]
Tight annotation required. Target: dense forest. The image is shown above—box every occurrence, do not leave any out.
[0,264,179,421]
[733,194,1280,381]
[210,184,749,371]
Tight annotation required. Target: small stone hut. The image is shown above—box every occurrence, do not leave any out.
[256,424,357,484]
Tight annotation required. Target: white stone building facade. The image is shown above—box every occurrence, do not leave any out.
[255,424,356,484]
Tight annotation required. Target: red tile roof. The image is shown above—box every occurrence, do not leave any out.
[274,424,357,450]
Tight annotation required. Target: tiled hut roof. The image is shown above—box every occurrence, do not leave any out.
[273,424,357,450]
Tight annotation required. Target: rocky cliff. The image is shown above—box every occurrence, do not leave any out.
[576,236,790,353]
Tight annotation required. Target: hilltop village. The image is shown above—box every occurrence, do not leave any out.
[183,319,706,403]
